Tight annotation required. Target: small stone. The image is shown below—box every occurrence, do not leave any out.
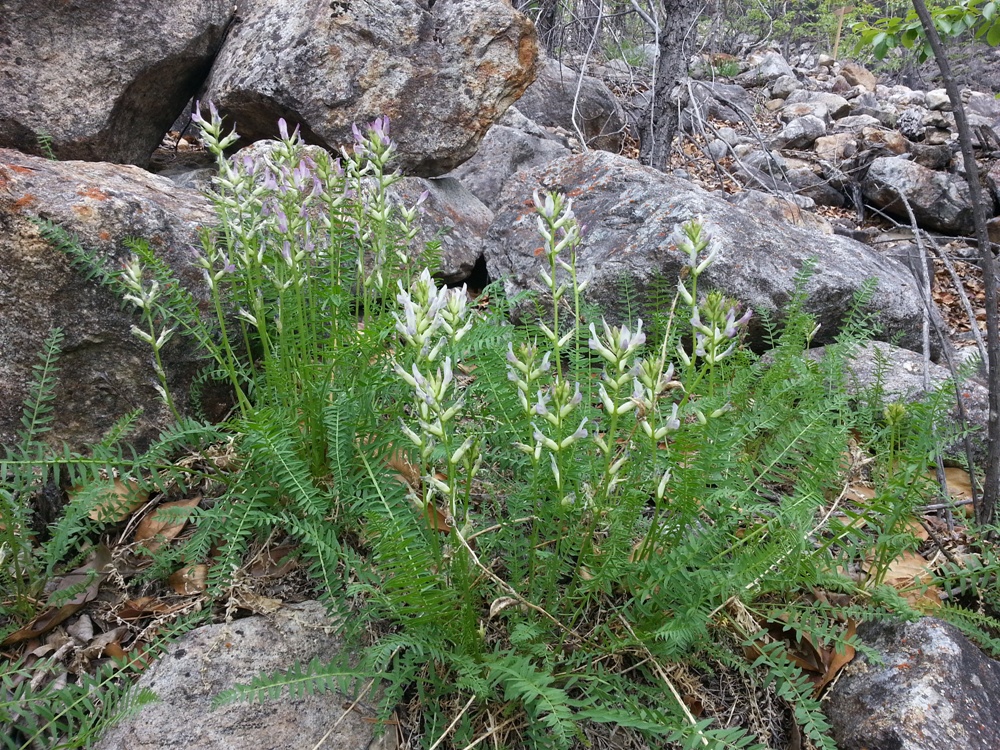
[840,61,877,92]
[926,88,952,110]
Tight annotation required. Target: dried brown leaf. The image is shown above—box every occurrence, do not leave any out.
[135,496,200,551]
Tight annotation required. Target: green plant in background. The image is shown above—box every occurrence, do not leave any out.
[854,0,1000,60]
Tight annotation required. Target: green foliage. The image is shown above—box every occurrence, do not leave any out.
[0,654,156,750]
[12,104,1000,750]
[854,0,1000,61]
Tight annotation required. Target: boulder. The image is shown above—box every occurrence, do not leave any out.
[813,341,986,468]
[201,0,538,178]
[782,158,847,207]
[514,57,627,153]
[785,89,851,120]
[0,149,219,451]
[391,176,492,283]
[825,618,1000,750]
[926,88,952,111]
[839,62,877,92]
[779,101,829,125]
[814,133,858,163]
[683,81,756,128]
[486,151,934,357]
[728,190,833,235]
[862,156,974,235]
[447,107,571,211]
[769,115,827,150]
[94,601,393,750]
[0,0,233,166]
[770,74,801,100]
[738,51,795,86]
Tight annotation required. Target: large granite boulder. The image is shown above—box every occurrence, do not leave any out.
[862,156,974,235]
[0,0,233,166]
[390,176,493,284]
[0,149,217,450]
[447,107,571,211]
[95,601,393,750]
[201,0,538,178]
[514,57,627,153]
[825,618,1000,750]
[486,151,936,357]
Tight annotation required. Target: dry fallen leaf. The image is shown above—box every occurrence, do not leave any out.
[135,496,201,551]
[878,550,942,608]
[248,544,299,578]
[84,478,148,523]
[168,564,208,595]
[489,597,520,619]
[2,546,112,645]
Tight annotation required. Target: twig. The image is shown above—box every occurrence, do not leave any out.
[460,715,519,750]
[311,668,384,750]
[428,694,476,750]
[616,615,710,748]
[897,190,954,530]
[451,525,596,648]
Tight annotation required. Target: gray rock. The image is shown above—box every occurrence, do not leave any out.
[926,88,952,111]
[728,190,832,234]
[95,602,393,750]
[447,108,572,211]
[783,160,847,207]
[486,151,932,356]
[862,156,973,235]
[0,148,219,451]
[909,142,953,171]
[391,176,492,283]
[785,89,851,119]
[825,618,1000,750]
[202,0,538,177]
[0,0,233,166]
[738,52,795,86]
[515,57,627,153]
[769,114,827,150]
[779,101,830,125]
[706,139,730,160]
[833,114,882,131]
[848,92,897,127]
[897,108,928,141]
[683,81,756,128]
[813,341,986,468]
[770,74,801,100]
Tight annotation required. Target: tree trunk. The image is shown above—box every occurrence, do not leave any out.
[640,0,702,171]
[911,0,1000,527]
[534,0,561,54]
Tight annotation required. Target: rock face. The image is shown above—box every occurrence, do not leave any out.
[94,601,394,750]
[824,618,1000,750]
[514,57,627,152]
[0,0,233,166]
[863,156,974,235]
[447,107,571,211]
[486,151,933,356]
[0,149,218,450]
[391,176,493,283]
[201,0,538,178]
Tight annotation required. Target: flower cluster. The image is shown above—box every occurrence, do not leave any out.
[392,270,477,522]
[120,257,179,419]
[683,292,752,367]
